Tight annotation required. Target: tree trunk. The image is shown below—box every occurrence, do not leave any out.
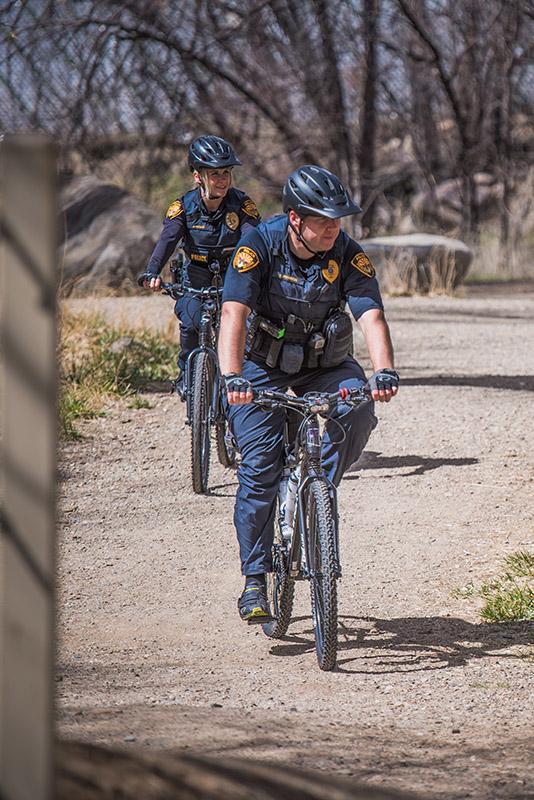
[359,0,379,237]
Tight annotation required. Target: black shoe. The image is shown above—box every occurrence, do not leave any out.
[238,581,274,624]
[173,374,185,400]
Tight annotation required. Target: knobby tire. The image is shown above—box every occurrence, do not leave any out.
[307,479,338,671]
[191,352,213,494]
[262,501,295,639]
[215,419,236,468]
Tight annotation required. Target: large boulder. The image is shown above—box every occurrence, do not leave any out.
[360,233,473,293]
[58,174,162,295]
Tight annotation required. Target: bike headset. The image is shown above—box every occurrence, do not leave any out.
[286,400,352,450]
[282,165,362,257]
[188,135,241,201]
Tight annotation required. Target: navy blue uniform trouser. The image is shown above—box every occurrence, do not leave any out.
[174,294,203,372]
[226,357,378,576]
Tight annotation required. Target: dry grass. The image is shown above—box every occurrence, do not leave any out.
[470,169,534,281]
[382,249,461,296]
[58,309,177,439]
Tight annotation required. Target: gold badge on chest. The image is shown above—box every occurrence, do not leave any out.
[225,211,239,231]
[322,259,340,284]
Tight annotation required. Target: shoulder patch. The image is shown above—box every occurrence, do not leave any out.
[233,246,259,273]
[166,200,183,219]
[322,259,340,284]
[225,211,239,231]
[351,251,375,278]
[242,198,260,219]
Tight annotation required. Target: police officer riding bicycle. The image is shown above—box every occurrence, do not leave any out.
[139,134,261,393]
[218,164,399,623]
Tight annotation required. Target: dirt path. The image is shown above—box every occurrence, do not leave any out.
[57,290,534,800]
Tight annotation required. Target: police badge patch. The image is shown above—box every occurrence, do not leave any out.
[225,211,239,231]
[351,251,375,278]
[233,246,260,272]
[166,200,183,219]
[242,199,260,219]
[322,259,340,283]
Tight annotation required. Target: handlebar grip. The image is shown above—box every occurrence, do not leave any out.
[137,272,154,287]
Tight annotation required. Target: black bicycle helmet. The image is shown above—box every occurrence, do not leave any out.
[188,135,241,170]
[282,165,361,219]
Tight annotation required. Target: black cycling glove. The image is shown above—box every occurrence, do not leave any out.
[368,368,399,393]
[223,373,253,395]
[137,271,158,287]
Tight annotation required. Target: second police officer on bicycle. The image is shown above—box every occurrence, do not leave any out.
[139,135,261,393]
[218,165,399,623]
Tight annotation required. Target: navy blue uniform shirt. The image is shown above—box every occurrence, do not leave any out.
[223,214,383,326]
[146,186,261,286]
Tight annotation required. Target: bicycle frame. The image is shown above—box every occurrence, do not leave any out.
[254,388,368,582]
[160,258,226,430]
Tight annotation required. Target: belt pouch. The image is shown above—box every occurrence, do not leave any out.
[280,342,304,374]
[305,331,326,368]
[320,310,353,368]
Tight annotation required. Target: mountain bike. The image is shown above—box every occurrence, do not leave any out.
[252,386,370,671]
[160,254,235,494]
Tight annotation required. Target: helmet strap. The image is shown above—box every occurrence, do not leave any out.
[288,219,325,258]
[199,171,215,201]
[197,169,232,203]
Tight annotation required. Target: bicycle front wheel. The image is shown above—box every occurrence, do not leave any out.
[191,352,213,494]
[262,501,295,639]
[306,479,338,671]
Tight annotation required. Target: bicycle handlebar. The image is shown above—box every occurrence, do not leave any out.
[157,280,223,301]
[252,386,370,414]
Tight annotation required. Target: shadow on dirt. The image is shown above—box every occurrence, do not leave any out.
[208,482,239,497]
[346,451,478,477]
[269,616,534,675]
[143,380,176,393]
[402,374,534,391]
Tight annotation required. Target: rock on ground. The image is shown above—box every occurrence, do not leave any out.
[58,174,162,295]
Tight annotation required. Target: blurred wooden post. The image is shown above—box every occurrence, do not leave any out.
[0,135,57,800]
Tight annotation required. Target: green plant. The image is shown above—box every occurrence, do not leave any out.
[450,582,476,599]
[128,394,154,410]
[453,550,534,622]
[59,310,176,439]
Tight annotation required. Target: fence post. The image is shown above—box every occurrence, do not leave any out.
[0,134,57,800]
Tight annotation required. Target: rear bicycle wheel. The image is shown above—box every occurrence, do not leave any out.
[262,502,295,639]
[306,479,338,671]
[191,352,213,494]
